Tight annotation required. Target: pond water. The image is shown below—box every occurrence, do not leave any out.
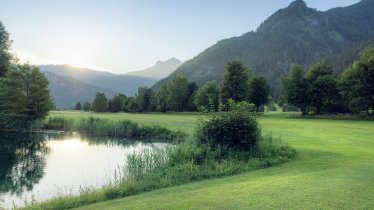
[0,132,168,209]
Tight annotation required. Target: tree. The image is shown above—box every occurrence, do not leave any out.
[155,84,169,112]
[248,76,270,112]
[92,92,108,113]
[283,64,310,115]
[0,21,12,77]
[136,86,154,112]
[0,64,53,128]
[109,93,126,112]
[186,82,198,111]
[82,102,91,111]
[340,46,374,114]
[221,60,251,107]
[306,63,338,114]
[167,76,189,111]
[75,102,82,110]
[126,97,138,112]
[194,81,220,112]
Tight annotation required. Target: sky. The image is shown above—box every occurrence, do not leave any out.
[0,0,360,74]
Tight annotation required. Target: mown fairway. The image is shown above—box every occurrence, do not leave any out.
[50,111,374,209]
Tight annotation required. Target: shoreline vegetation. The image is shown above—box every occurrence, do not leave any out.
[18,110,296,210]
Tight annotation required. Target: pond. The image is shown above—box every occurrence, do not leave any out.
[0,132,168,209]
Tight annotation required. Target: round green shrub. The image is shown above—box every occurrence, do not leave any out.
[196,111,261,151]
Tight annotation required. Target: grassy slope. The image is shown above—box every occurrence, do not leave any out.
[51,111,374,209]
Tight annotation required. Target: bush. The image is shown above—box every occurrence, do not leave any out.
[196,111,261,152]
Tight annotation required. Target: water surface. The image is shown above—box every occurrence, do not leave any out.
[0,132,166,209]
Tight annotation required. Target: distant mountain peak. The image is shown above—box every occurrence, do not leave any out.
[126,58,183,79]
[289,0,307,9]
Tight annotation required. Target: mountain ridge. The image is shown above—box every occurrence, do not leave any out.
[39,64,158,96]
[43,71,116,109]
[125,57,182,78]
[152,0,374,99]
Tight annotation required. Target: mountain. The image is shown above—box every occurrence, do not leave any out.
[153,0,374,99]
[39,65,158,96]
[43,71,116,109]
[126,57,183,78]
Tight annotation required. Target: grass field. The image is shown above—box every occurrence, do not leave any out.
[48,111,374,209]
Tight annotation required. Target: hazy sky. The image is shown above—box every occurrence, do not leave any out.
[0,0,360,73]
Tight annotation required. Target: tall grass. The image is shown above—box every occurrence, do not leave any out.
[43,117,185,143]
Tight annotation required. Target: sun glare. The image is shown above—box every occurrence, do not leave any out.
[47,139,87,152]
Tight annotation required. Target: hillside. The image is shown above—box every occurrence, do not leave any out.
[153,0,374,99]
[43,71,116,109]
[126,57,183,78]
[39,65,158,96]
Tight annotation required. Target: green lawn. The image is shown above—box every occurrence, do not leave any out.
[50,111,374,209]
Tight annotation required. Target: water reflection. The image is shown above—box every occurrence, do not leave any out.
[0,132,167,209]
[0,132,49,195]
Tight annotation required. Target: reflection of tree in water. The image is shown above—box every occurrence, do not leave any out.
[0,132,50,195]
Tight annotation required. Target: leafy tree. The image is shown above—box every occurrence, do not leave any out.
[0,64,53,128]
[82,102,91,111]
[109,93,127,112]
[283,64,310,115]
[155,85,169,112]
[75,102,82,110]
[126,97,139,112]
[167,76,189,111]
[0,21,12,77]
[221,61,251,106]
[186,82,198,111]
[92,92,108,113]
[306,63,338,114]
[194,81,220,112]
[340,46,374,114]
[248,76,270,112]
[136,86,155,112]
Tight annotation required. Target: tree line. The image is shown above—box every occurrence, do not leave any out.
[76,60,270,113]
[282,46,374,115]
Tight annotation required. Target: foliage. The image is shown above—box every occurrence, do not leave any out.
[166,76,189,111]
[283,64,310,115]
[185,82,198,111]
[108,93,126,113]
[155,85,169,112]
[125,97,139,113]
[283,62,344,115]
[305,63,340,114]
[0,64,53,129]
[0,21,12,78]
[196,111,261,152]
[220,61,251,106]
[194,81,220,112]
[248,76,270,112]
[136,86,155,112]
[92,92,108,113]
[75,102,82,110]
[340,46,374,115]
[82,102,91,112]
[266,99,277,112]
